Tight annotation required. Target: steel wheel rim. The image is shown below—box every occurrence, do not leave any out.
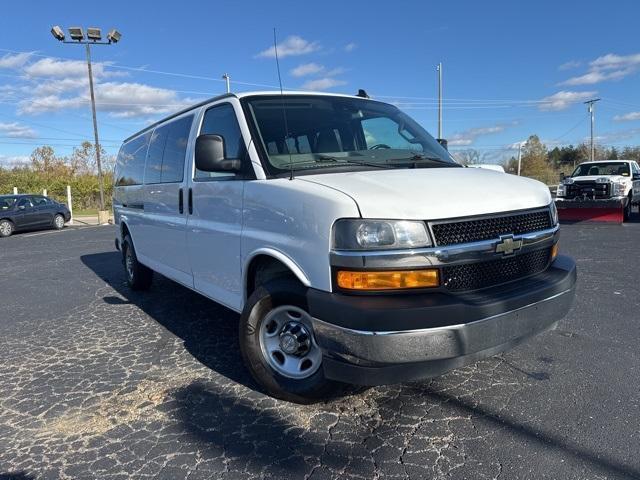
[125,248,134,280]
[55,215,64,228]
[0,222,10,236]
[258,305,322,379]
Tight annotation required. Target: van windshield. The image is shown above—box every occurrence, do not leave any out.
[242,95,459,176]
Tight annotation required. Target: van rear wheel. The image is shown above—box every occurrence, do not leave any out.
[239,278,337,403]
[122,234,153,291]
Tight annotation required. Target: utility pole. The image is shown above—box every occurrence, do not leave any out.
[517,141,523,176]
[222,73,231,93]
[437,62,443,139]
[584,98,601,161]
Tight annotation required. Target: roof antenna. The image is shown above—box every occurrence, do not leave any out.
[273,28,294,180]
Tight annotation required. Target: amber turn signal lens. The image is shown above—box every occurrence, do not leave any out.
[337,269,439,290]
[551,243,559,260]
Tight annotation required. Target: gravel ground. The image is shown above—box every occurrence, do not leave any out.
[0,223,638,480]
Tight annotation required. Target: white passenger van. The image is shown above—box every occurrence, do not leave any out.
[114,91,576,402]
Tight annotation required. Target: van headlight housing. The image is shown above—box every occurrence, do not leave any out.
[333,219,432,250]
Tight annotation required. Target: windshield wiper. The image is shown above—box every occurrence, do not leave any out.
[389,153,453,166]
[285,155,392,170]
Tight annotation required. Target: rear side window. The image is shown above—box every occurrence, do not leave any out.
[116,133,150,186]
[161,115,193,183]
[144,126,169,184]
[195,104,244,179]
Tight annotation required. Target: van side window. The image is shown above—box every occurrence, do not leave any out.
[116,133,150,186]
[195,104,245,179]
[144,125,169,184]
[162,115,193,183]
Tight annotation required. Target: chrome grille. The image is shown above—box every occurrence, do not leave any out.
[442,248,551,291]
[431,209,552,246]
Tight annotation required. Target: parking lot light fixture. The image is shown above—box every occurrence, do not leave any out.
[50,26,65,41]
[86,27,102,42]
[107,29,121,44]
[68,27,84,41]
[49,25,122,216]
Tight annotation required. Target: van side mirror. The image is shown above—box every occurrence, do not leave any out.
[560,172,566,181]
[195,134,242,173]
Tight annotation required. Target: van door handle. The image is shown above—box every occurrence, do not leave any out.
[178,188,184,214]
[188,188,193,214]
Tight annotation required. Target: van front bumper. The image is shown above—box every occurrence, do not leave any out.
[306,255,576,385]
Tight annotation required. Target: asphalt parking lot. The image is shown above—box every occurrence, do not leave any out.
[0,223,639,480]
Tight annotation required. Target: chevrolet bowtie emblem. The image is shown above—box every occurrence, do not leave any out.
[495,234,523,256]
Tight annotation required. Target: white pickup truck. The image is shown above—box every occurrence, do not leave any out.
[556,160,640,221]
[114,91,577,402]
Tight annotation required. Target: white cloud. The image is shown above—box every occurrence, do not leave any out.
[301,77,347,91]
[558,60,581,71]
[0,122,37,138]
[613,111,640,122]
[590,53,640,70]
[256,35,320,59]
[290,62,325,77]
[538,90,597,111]
[0,154,30,167]
[448,125,508,146]
[23,57,116,79]
[0,52,33,69]
[594,127,640,143]
[344,42,357,52]
[94,82,184,118]
[18,82,186,118]
[559,52,640,86]
[33,77,89,95]
[18,94,86,115]
[559,68,632,86]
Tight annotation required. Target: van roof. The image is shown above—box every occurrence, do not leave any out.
[122,90,375,143]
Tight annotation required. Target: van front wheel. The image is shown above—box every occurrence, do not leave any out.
[239,278,336,403]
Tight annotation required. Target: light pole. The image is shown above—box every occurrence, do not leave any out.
[51,26,121,217]
[222,73,231,93]
[584,98,600,161]
[436,62,443,140]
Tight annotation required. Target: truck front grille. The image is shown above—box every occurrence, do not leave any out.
[442,248,551,291]
[431,209,552,246]
[564,181,610,199]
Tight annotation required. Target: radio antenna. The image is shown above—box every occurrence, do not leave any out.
[273,28,294,180]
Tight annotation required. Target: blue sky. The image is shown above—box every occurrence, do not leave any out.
[1,0,640,166]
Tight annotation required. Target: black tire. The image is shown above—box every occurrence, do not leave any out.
[0,219,13,238]
[122,234,153,291]
[239,278,337,403]
[623,196,632,222]
[53,214,65,230]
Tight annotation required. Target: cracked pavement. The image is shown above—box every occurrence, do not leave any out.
[0,224,639,479]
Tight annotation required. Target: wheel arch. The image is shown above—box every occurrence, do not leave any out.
[243,249,311,301]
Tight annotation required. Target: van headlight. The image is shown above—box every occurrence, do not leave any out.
[333,219,432,250]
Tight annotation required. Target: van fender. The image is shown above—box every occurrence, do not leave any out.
[243,248,311,298]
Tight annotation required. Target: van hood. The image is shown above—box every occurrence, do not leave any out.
[300,167,551,220]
